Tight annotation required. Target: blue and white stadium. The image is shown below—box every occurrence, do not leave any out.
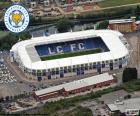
[10,30,129,81]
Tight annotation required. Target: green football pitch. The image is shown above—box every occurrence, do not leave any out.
[41,48,102,61]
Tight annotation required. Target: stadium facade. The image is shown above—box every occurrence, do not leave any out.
[10,30,129,81]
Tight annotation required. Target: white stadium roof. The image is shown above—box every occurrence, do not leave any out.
[35,73,113,96]
[11,30,129,70]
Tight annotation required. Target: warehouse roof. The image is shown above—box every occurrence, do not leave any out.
[107,98,140,113]
[107,104,119,111]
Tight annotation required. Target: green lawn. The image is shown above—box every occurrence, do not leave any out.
[0,2,11,19]
[64,106,93,116]
[0,31,9,39]
[0,2,11,9]
[0,12,2,19]
[99,0,140,8]
[122,79,140,92]
[41,48,102,61]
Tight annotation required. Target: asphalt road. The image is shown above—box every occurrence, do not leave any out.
[0,49,124,98]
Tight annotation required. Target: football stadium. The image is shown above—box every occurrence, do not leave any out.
[10,30,129,81]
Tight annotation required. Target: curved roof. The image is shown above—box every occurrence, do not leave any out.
[11,30,129,70]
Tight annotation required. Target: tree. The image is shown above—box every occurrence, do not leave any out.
[122,68,137,83]
[5,96,9,101]
[0,98,4,102]
[0,105,5,115]
[10,96,13,101]
[135,5,140,13]
[124,94,131,99]
[56,18,74,33]
[96,20,109,29]
[131,8,135,16]
[0,31,31,50]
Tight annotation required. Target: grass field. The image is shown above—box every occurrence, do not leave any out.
[0,2,11,18]
[0,13,2,20]
[41,48,101,61]
[63,106,93,116]
[0,31,9,39]
[122,79,140,92]
[0,2,11,9]
[99,0,140,8]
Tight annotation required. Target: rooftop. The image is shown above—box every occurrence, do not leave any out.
[107,104,119,111]
[35,73,114,96]
[109,19,133,24]
[107,98,140,113]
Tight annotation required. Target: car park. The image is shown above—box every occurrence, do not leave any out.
[0,59,17,84]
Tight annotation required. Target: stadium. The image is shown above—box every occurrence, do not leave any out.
[10,30,129,81]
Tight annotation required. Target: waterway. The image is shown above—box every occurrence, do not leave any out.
[29,22,96,38]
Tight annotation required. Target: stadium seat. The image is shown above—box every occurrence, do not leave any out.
[35,37,109,57]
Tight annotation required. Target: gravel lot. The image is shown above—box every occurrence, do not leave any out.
[124,31,140,76]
